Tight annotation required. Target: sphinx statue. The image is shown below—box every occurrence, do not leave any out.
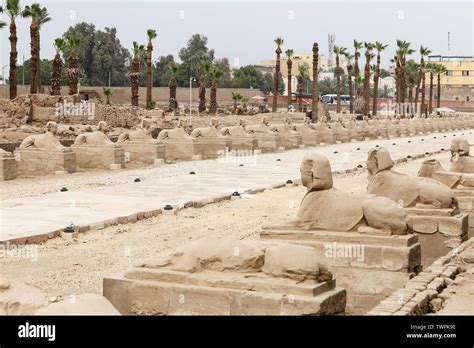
[190,118,227,159]
[328,117,350,143]
[418,159,474,189]
[245,116,281,152]
[117,119,158,143]
[310,116,335,144]
[289,117,319,146]
[270,154,409,234]
[74,121,116,146]
[357,116,379,139]
[17,121,76,176]
[342,115,363,141]
[157,119,191,140]
[268,117,302,149]
[220,118,257,151]
[20,121,67,151]
[157,119,195,163]
[366,147,458,209]
[368,115,389,138]
[450,139,474,173]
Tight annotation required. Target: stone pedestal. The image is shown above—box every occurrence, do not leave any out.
[16,148,76,177]
[160,139,195,163]
[224,136,257,153]
[253,134,280,153]
[71,145,124,171]
[0,150,17,181]
[192,138,227,160]
[407,207,468,266]
[275,133,302,150]
[260,228,421,314]
[103,241,347,316]
[121,142,165,167]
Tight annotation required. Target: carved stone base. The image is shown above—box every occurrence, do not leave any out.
[192,138,227,159]
[0,151,17,181]
[406,207,468,266]
[103,267,346,315]
[120,142,165,167]
[253,134,280,153]
[224,137,258,152]
[72,145,124,171]
[160,139,195,164]
[16,148,76,177]
[260,228,421,314]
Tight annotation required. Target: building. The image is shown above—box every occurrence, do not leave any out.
[426,55,474,101]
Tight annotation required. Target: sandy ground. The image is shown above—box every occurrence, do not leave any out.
[1,152,452,300]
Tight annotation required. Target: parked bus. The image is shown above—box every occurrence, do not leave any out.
[321,94,351,105]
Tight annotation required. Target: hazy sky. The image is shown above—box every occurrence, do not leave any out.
[1,0,473,74]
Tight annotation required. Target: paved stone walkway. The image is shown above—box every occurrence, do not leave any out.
[1,130,472,243]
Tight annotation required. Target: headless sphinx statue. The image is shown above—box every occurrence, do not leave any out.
[450,139,474,173]
[117,119,157,143]
[272,154,409,234]
[220,118,249,137]
[74,121,115,146]
[20,121,66,150]
[157,119,191,140]
[418,159,474,189]
[367,147,458,209]
[245,116,272,134]
[191,118,221,138]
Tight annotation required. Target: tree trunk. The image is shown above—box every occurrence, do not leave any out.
[209,81,217,114]
[372,54,380,116]
[50,53,62,96]
[347,66,354,114]
[169,77,177,110]
[287,59,292,110]
[36,30,42,93]
[414,57,424,113]
[400,58,406,104]
[9,20,18,99]
[30,21,39,94]
[354,50,360,79]
[429,72,433,114]
[363,52,371,116]
[67,49,79,95]
[130,57,140,106]
[335,55,341,113]
[198,76,206,113]
[420,70,426,115]
[297,77,303,112]
[272,47,281,112]
[311,43,319,121]
[146,41,153,109]
[437,74,441,108]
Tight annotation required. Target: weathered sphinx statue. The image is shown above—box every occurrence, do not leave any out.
[450,139,474,173]
[20,121,67,150]
[220,118,257,151]
[268,117,302,149]
[157,119,195,163]
[270,154,409,234]
[418,159,474,189]
[311,116,335,144]
[245,116,281,151]
[117,119,158,143]
[289,117,319,146]
[367,147,458,209]
[328,117,350,143]
[342,115,363,141]
[190,118,227,159]
[74,121,116,146]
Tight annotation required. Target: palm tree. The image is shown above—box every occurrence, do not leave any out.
[232,92,243,113]
[416,46,431,115]
[311,42,319,121]
[198,60,211,113]
[362,42,374,115]
[23,3,50,94]
[0,6,5,28]
[146,29,156,109]
[296,63,309,112]
[50,37,66,96]
[285,49,294,110]
[5,0,22,99]
[353,40,363,80]
[209,68,223,115]
[433,63,447,109]
[395,40,414,107]
[168,63,179,111]
[427,62,435,114]
[354,76,364,114]
[130,41,145,106]
[333,45,347,113]
[344,52,355,114]
[103,87,114,105]
[372,41,388,116]
[272,37,284,112]
[66,35,80,95]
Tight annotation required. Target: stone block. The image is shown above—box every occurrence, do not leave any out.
[71,145,124,171]
[0,150,17,181]
[16,148,76,177]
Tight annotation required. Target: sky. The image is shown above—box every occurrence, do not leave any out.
[1,0,473,75]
